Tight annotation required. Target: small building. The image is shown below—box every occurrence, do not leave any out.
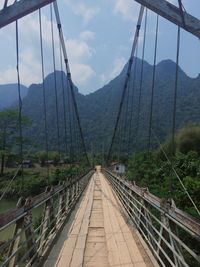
[111,162,125,175]
[22,160,33,168]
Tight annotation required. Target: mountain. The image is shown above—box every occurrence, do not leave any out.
[0,84,28,110]
[79,58,200,153]
[3,58,200,154]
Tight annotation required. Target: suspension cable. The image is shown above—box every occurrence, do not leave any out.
[39,9,49,182]
[118,89,127,159]
[53,2,90,165]
[147,14,159,152]
[107,5,145,163]
[128,44,138,155]
[15,20,24,191]
[72,103,78,161]
[171,26,180,154]
[66,77,73,163]
[50,3,61,157]
[123,78,131,155]
[117,78,129,159]
[135,8,148,138]
[59,39,68,156]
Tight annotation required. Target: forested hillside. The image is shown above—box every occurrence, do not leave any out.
[0,84,28,110]
[82,58,200,153]
[6,57,200,154]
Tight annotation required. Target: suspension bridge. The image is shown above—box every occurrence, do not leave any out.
[0,0,200,267]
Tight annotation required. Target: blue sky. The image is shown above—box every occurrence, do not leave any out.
[0,0,200,94]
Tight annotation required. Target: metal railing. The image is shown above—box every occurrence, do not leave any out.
[0,170,93,267]
[103,169,200,267]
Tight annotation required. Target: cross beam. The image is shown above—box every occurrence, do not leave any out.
[0,0,55,29]
[134,0,200,38]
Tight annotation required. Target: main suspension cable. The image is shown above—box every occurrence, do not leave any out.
[15,20,24,191]
[147,14,159,152]
[135,8,148,138]
[53,2,90,165]
[66,77,73,162]
[171,26,180,154]
[107,6,145,163]
[50,3,61,157]
[59,39,68,156]
[128,45,138,155]
[123,78,131,155]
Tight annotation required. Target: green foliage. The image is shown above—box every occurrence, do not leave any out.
[37,151,48,167]
[127,150,200,218]
[156,135,175,159]
[176,124,200,155]
[49,151,60,166]
[0,109,19,176]
[0,109,31,175]
[0,164,88,199]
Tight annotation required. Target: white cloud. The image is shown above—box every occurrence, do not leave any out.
[0,57,41,86]
[0,14,58,86]
[0,12,96,89]
[66,39,94,61]
[80,30,96,41]
[66,38,96,87]
[100,56,126,85]
[70,63,95,86]
[64,0,100,25]
[110,57,126,79]
[0,68,17,84]
[114,0,140,21]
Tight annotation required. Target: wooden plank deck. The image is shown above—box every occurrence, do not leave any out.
[54,171,157,267]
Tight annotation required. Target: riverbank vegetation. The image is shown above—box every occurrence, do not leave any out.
[0,164,89,200]
[125,125,200,218]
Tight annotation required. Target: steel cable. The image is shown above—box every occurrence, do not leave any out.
[15,20,24,191]
[135,8,148,139]
[107,6,145,162]
[147,15,159,152]
[39,9,50,182]
[50,3,60,157]
[59,39,68,156]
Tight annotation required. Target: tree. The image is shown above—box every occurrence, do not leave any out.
[37,151,48,167]
[0,109,31,175]
[0,109,19,175]
[50,151,60,166]
[176,124,200,155]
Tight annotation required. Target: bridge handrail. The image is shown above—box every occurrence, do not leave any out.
[0,169,94,267]
[104,168,200,239]
[103,168,200,267]
[0,170,91,230]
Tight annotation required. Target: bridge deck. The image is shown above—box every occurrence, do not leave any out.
[53,172,156,267]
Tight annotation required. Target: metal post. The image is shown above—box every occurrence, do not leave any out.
[8,198,26,267]
[39,187,54,250]
[24,198,36,261]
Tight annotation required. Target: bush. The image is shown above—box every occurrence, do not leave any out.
[177,124,200,155]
